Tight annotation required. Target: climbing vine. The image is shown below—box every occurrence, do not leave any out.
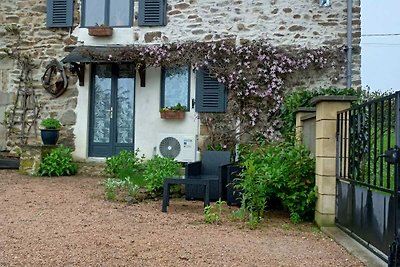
[83,39,346,148]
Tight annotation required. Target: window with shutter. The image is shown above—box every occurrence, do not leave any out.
[138,0,167,26]
[81,0,133,27]
[161,66,190,110]
[195,68,227,113]
[47,0,74,28]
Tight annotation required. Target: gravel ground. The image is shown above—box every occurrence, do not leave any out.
[0,170,365,266]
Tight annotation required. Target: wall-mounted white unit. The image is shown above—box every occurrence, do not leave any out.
[156,134,198,162]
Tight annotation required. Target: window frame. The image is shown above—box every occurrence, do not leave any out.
[81,0,134,28]
[160,66,191,111]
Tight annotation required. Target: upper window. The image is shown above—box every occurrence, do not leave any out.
[161,66,190,110]
[82,0,133,27]
[47,0,167,28]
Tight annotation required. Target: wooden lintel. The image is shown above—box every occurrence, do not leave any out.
[139,64,146,87]
[71,63,85,86]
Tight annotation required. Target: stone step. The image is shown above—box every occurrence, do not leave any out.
[77,162,106,177]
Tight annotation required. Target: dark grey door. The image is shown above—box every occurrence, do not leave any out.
[89,64,135,157]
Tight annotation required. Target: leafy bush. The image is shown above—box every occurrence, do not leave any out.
[40,117,62,129]
[38,145,78,176]
[105,149,145,184]
[236,141,316,224]
[143,155,181,193]
[280,87,359,139]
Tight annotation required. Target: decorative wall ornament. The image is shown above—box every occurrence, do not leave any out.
[41,59,68,98]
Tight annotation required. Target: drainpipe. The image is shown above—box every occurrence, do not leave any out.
[346,0,353,88]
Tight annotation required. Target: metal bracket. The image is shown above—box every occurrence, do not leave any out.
[70,63,85,86]
[381,146,400,165]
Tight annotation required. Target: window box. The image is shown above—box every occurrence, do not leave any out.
[160,110,185,120]
[88,26,113,37]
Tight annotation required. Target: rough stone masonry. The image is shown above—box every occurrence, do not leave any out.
[0,0,361,151]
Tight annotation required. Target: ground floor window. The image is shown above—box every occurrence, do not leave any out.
[161,66,190,110]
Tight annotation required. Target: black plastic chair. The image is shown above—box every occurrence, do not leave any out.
[185,151,231,201]
[220,164,242,206]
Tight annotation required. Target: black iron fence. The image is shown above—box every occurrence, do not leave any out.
[336,92,400,261]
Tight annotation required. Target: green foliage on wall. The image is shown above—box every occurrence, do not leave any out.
[279,87,360,139]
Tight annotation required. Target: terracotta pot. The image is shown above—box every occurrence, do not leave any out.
[88,26,113,37]
[160,110,185,120]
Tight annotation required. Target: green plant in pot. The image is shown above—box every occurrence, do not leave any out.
[40,117,62,145]
[160,103,187,119]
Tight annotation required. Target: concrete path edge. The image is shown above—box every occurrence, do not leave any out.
[321,226,387,267]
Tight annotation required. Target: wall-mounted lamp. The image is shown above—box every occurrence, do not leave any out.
[320,0,331,7]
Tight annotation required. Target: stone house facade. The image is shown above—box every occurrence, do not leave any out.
[0,0,361,161]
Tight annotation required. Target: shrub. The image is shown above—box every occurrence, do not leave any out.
[279,87,359,139]
[105,149,145,185]
[38,145,78,176]
[236,141,316,224]
[143,155,181,193]
[40,117,62,129]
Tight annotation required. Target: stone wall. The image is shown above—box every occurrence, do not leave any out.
[0,0,78,151]
[129,0,361,87]
[135,0,353,47]
[0,0,361,155]
[0,57,14,151]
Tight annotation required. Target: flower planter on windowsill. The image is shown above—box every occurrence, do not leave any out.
[88,26,113,37]
[160,110,185,120]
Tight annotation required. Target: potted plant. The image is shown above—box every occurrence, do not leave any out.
[88,24,113,37]
[160,103,186,119]
[40,117,62,145]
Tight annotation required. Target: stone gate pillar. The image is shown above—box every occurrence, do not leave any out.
[311,95,357,227]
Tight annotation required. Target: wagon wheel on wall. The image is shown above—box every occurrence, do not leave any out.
[41,59,68,98]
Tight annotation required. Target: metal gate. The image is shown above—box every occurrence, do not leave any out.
[336,92,400,262]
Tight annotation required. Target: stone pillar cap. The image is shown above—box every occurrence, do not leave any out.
[294,107,316,113]
[310,95,358,105]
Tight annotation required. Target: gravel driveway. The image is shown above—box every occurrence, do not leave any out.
[0,170,365,266]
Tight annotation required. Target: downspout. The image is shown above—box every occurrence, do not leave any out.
[346,0,353,88]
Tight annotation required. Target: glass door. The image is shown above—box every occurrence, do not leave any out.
[89,64,135,157]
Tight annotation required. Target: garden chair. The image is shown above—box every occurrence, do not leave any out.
[162,150,231,212]
[220,164,242,206]
[185,150,231,201]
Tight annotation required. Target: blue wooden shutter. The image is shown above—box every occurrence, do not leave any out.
[195,68,227,113]
[47,0,74,28]
[138,0,167,26]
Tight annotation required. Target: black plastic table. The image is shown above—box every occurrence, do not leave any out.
[162,178,211,212]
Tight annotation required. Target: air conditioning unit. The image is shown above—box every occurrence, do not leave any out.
[156,134,198,162]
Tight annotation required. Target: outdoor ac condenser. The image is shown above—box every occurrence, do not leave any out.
[156,134,198,163]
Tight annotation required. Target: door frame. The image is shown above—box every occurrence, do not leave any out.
[88,63,135,157]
